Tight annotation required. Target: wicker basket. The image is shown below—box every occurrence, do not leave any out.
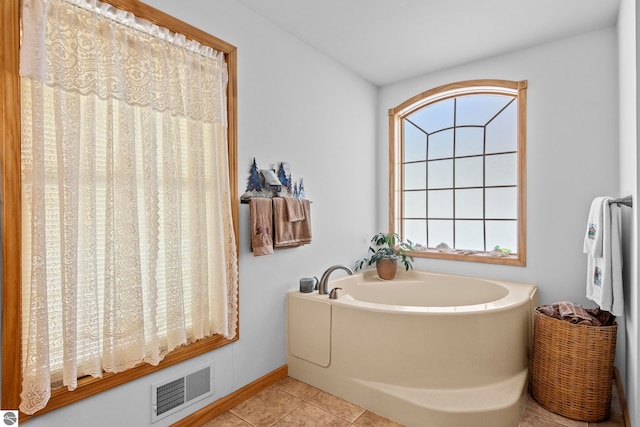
[531,308,617,422]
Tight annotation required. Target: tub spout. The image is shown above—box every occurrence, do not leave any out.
[318,265,353,295]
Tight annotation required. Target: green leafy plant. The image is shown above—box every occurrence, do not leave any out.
[354,232,415,272]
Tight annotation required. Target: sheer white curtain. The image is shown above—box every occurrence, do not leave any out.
[19,0,238,414]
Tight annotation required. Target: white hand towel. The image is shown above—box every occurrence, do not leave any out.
[586,201,608,310]
[583,196,607,257]
[586,197,624,316]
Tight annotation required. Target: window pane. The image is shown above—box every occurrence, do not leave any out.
[455,157,483,188]
[486,101,517,153]
[428,129,453,159]
[427,159,453,188]
[408,98,454,133]
[455,189,483,218]
[428,219,453,248]
[403,219,426,247]
[404,190,426,218]
[455,127,484,157]
[486,187,517,218]
[392,81,525,264]
[428,190,453,218]
[404,121,426,162]
[456,95,512,126]
[486,220,517,252]
[404,162,426,190]
[455,220,484,251]
[486,153,517,186]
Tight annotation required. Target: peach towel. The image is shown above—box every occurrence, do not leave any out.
[537,302,615,326]
[273,198,312,247]
[249,198,274,256]
[284,197,305,222]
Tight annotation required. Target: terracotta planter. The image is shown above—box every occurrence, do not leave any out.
[376,258,397,280]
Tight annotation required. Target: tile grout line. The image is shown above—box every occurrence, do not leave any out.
[268,399,305,427]
[301,389,366,425]
[273,382,367,425]
[277,380,401,426]
[268,383,319,426]
[228,383,303,427]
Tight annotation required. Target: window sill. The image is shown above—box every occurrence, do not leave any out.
[18,333,238,423]
[410,248,526,266]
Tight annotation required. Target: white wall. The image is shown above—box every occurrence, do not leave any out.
[618,0,639,425]
[22,1,378,426]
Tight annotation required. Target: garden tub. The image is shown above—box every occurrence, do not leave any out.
[286,269,538,427]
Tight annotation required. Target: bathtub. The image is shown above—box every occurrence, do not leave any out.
[286,269,538,427]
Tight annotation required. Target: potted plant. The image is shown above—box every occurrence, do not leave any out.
[354,232,415,280]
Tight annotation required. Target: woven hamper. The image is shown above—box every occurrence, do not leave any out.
[531,308,617,422]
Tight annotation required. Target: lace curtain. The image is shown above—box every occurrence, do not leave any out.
[19,0,238,414]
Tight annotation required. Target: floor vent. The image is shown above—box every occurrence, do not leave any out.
[151,362,214,423]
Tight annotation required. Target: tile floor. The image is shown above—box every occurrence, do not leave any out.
[201,376,625,427]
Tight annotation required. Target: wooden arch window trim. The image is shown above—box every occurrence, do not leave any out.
[388,79,527,266]
[1,0,239,420]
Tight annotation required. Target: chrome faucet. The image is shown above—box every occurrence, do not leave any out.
[318,265,353,295]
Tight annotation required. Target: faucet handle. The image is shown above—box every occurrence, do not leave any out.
[329,287,342,299]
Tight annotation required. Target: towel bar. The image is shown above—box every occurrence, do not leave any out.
[241,197,312,204]
[608,196,632,208]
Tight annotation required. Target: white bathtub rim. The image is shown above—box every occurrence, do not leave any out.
[293,269,537,315]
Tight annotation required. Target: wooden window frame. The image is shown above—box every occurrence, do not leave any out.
[1,0,239,420]
[388,79,527,266]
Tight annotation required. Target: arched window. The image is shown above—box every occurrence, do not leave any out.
[389,80,527,266]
